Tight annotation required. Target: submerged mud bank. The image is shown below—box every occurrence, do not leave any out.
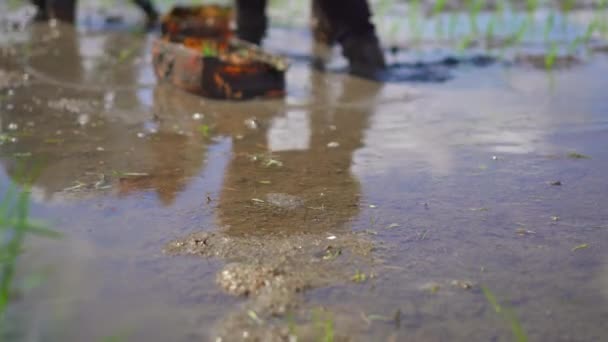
[166,230,377,340]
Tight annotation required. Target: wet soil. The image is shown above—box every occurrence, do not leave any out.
[1,4,608,342]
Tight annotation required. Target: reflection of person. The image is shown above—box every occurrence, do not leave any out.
[236,0,386,78]
[1,25,207,205]
[215,73,383,236]
[31,0,158,27]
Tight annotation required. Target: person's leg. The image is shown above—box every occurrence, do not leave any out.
[317,0,386,77]
[132,0,159,28]
[48,0,77,23]
[235,0,267,45]
[31,0,49,21]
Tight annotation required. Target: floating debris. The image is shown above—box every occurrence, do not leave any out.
[265,193,303,210]
[326,235,336,240]
[421,282,441,294]
[247,310,264,325]
[551,216,560,222]
[265,158,283,167]
[352,270,367,283]
[7,122,18,131]
[451,280,473,290]
[516,228,536,236]
[322,247,341,260]
[567,152,590,159]
[550,180,562,186]
[327,141,340,148]
[571,243,589,252]
[386,223,400,229]
[192,112,204,120]
[244,118,259,130]
[77,114,90,126]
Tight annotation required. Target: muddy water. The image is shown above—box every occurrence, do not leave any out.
[1,9,608,342]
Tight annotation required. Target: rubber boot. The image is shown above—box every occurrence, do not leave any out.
[235,0,267,45]
[316,0,386,79]
[341,32,386,79]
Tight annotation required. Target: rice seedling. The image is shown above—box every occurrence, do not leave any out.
[482,286,528,342]
[545,42,558,69]
[312,308,334,342]
[0,167,60,332]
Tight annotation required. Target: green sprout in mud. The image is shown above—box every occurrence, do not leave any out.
[0,173,61,330]
[406,0,423,45]
[312,308,334,342]
[466,0,485,35]
[545,42,559,70]
[432,0,448,39]
[481,286,528,342]
[198,124,211,137]
[351,270,367,283]
[567,152,590,159]
[571,243,589,252]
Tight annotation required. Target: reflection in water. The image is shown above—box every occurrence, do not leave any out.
[166,73,383,340]
[1,24,208,205]
[217,72,377,236]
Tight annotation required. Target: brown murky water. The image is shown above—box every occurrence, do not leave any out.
[1,5,608,342]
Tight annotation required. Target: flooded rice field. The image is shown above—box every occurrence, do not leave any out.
[1,2,608,341]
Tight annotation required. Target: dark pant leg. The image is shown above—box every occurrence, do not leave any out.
[132,0,158,23]
[32,0,49,20]
[48,0,77,22]
[317,0,386,76]
[235,0,267,45]
[316,0,375,42]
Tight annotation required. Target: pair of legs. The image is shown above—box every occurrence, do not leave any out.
[31,0,158,26]
[235,0,386,77]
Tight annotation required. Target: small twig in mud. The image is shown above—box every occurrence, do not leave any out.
[62,181,86,192]
[360,309,401,328]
